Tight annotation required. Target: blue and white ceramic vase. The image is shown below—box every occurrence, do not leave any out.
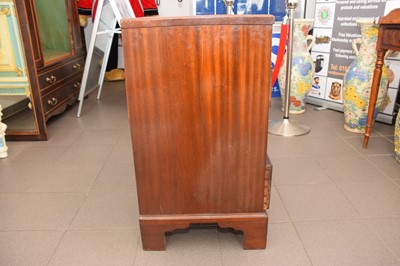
[278,19,315,114]
[343,20,389,133]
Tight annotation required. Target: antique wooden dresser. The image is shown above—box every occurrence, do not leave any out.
[121,15,274,250]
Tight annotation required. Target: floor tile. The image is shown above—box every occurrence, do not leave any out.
[306,107,344,125]
[365,216,400,259]
[72,128,122,146]
[2,73,400,264]
[45,126,84,146]
[49,229,139,266]
[337,181,400,216]
[299,137,358,157]
[5,146,68,166]
[272,157,332,185]
[366,155,400,179]
[276,183,358,221]
[47,106,89,128]
[90,163,136,192]
[117,128,133,145]
[70,191,139,229]
[373,122,396,136]
[219,223,311,266]
[82,113,129,129]
[105,142,134,165]
[0,193,85,230]
[295,219,399,266]
[0,230,64,266]
[316,155,389,183]
[297,123,340,139]
[329,122,380,138]
[344,136,395,155]
[268,186,291,223]
[0,193,26,227]
[267,138,310,159]
[134,228,221,266]
[28,163,103,193]
[0,164,49,192]
[56,144,114,165]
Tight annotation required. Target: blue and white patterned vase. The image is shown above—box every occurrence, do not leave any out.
[278,19,315,114]
[343,20,389,133]
[395,111,400,163]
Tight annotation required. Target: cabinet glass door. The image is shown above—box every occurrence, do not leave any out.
[35,0,71,64]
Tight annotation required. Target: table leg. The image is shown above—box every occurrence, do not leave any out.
[363,49,387,148]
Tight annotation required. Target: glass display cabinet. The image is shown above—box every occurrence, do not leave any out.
[0,0,84,140]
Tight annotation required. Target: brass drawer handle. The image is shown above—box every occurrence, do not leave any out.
[74,82,81,88]
[46,75,57,84]
[73,63,81,70]
[47,97,58,106]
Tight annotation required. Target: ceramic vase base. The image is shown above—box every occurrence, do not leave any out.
[343,124,365,134]
[0,150,8,159]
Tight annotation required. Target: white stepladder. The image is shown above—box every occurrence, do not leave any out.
[76,0,135,117]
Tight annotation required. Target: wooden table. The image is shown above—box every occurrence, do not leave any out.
[121,15,274,250]
[364,8,400,148]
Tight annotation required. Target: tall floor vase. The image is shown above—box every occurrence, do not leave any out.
[278,19,315,114]
[342,20,389,133]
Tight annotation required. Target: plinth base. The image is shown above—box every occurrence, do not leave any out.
[139,213,268,250]
[269,119,311,136]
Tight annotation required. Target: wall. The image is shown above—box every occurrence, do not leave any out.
[158,1,193,16]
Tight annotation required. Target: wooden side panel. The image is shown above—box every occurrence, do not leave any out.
[122,16,272,215]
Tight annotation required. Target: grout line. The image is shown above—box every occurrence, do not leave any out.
[289,222,315,266]
[131,235,141,266]
[362,217,400,262]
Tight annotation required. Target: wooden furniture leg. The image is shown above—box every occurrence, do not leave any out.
[219,217,268,249]
[139,219,190,250]
[139,213,268,250]
[363,49,387,148]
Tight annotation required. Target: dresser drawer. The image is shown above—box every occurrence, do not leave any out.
[42,76,81,117]
[381,28,400,48]
[38,58,84,92]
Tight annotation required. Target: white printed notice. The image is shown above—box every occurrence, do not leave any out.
[310,0,386,104]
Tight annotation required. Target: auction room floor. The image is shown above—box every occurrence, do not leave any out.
[1,81,399,265]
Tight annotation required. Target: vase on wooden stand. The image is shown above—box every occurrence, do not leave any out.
[342,20,389,133]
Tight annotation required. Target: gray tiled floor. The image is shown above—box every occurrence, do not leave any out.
[1,81,400,265]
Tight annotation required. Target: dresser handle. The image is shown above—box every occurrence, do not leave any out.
[47,97,58,106]
[73,64,81,70]
[74,82,81,88]
[46,75,57,84]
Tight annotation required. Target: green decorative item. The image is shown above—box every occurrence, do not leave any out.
[395,111,400,163]
[278,19,315,114]
[343,20,389,133]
